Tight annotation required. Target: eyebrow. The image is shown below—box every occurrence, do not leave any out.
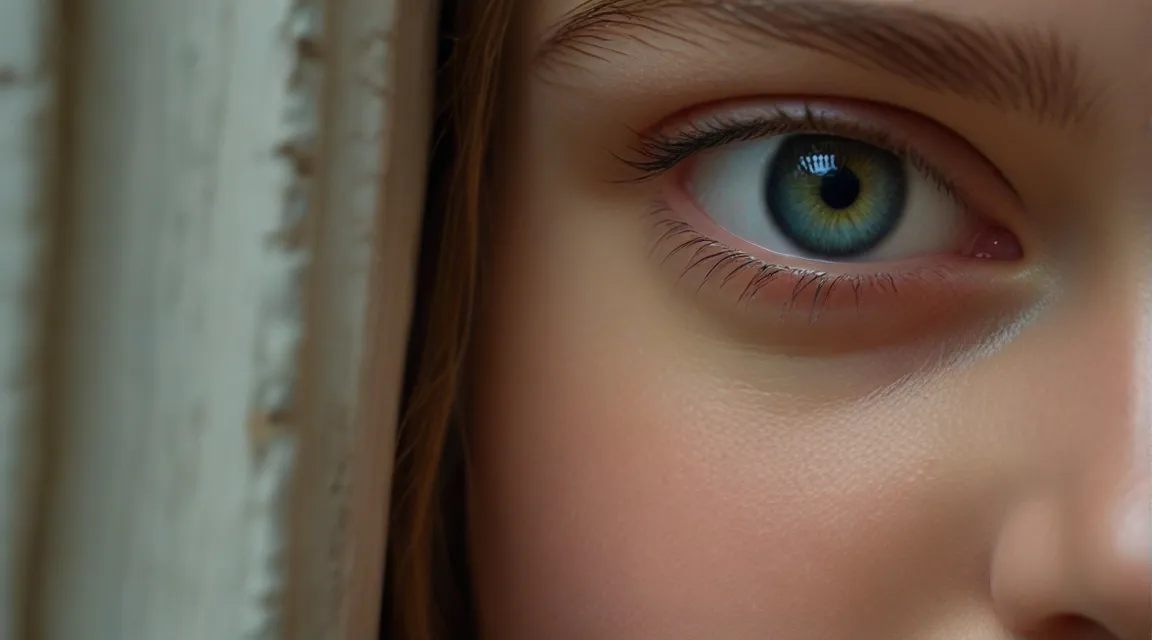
[536,0,1097,128]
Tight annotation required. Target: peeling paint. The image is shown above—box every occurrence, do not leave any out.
[240,433,298,640]
[241,0,325,637]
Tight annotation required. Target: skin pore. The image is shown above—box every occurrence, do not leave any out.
[466,1,1151,638]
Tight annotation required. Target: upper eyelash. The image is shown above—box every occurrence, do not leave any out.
[617,104,962,207]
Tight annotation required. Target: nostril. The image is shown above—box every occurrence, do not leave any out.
[1028,614,1117,640]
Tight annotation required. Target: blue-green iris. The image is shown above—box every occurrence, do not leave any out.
[764,134,907,258]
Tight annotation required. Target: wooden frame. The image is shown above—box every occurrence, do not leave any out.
[0,0,436,637]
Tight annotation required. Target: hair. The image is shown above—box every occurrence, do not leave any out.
[384,0,516,638]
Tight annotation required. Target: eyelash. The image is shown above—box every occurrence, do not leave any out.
[617,104,995,321]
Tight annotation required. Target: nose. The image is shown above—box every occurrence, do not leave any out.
[988,302,1151,639]
[991,475,1150,639]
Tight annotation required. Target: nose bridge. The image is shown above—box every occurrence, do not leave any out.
[990,290,1151,639]
[1045,283,1146,447]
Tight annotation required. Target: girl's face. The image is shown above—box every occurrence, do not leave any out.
[469,1,1151,638]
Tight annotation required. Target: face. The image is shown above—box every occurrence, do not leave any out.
[468,1,1151,638]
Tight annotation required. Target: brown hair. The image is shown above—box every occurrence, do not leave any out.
[385,0,516,638]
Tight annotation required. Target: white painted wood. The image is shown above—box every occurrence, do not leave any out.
[36,0,314,636]
[0,0,57,637]
[29,0,433,637]
[283,0,436,636]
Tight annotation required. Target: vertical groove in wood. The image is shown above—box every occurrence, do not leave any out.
[0,0,57,637]
[284,0,434,636]
[338,0,438,636]
[34,0,318,637]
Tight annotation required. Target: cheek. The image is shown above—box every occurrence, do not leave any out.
[469,276,996,638]
[467,181,1131,639]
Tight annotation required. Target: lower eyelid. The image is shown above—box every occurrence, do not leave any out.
[649,218,1035,349]
[653,207,1012,285]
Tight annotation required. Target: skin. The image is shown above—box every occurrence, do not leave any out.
[468,0,1151,638]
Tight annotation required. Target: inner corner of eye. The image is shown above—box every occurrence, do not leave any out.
[960,224,1025,261]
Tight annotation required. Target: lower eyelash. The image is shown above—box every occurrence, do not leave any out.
[649,214,954,323]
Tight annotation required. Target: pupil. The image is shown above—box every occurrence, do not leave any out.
[817,166,860,210]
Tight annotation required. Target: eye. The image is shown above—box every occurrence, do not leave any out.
[622,101,1029,343]
[690,133,968,263]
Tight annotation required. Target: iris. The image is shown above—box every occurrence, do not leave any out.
[764,134,907,258]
